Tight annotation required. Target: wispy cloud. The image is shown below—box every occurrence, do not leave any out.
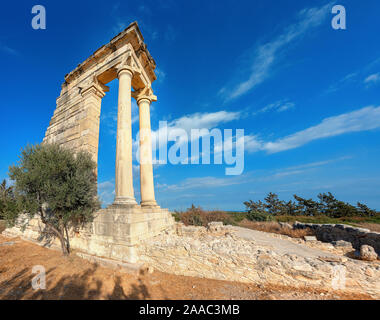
[158,174,248,192]
[164,25,178,42]
[325,72,357,94]
[253,100,295,116]
[247,105,380,153]
[98,180,115,207]
[364,73,380,86]
[325,58,380,94]
[132,110,242,164]
[157,156,350,193]
[219,2,333,102]
[0,42,19,56]
[101,100,139,136]
[155,68,166,83]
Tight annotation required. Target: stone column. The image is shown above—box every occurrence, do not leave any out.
[114,66,137,206]
[137,94,157,207]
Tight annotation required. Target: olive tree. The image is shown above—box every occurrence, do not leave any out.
[8,143,100,255]
[0,179,17,220]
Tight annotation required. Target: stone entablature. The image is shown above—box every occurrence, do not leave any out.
[43,21,156,164]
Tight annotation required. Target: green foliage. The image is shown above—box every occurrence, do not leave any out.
[246,210,273,222]
[0,179,18,222]
[244,192,379,220]
[8,143,100,255]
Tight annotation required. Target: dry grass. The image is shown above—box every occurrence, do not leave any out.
[351,222,380,233]
[238,220,315,238]
[177,207,234,227]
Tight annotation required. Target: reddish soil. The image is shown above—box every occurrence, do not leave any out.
[0,235,372,300]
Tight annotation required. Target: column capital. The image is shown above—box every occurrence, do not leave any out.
[132,87,157,104]
[117,65,134,77]
[80,76,109,98]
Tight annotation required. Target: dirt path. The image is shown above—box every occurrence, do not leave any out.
[0,235,372,300]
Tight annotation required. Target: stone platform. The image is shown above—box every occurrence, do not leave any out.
[3,205,175,263]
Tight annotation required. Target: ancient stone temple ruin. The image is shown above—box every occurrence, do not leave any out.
[4,22,174,263]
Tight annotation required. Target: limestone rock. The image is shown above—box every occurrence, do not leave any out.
[332,240,353,249]
[304,236,317,242]
[279,222,292,229]
[360,245,378,261]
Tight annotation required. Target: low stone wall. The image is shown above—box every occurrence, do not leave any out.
[293,222,380,254]
[138,223,380,298]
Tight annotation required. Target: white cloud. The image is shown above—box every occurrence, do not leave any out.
[132,110,242,164]
[220,2,333,101]
[259,106,380,153]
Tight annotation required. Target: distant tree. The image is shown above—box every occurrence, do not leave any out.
[264,192,287,215]
[293,195,321,216]
[356,202,377,217]
[284,200,302,216]
[332,201,358,218]
[8,144,100,255]
[318,192,362,218]
[244,199,272,221]
[317,192,336,215]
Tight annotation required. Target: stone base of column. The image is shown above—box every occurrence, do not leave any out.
[140,200,159,208]
[113,196,137,207]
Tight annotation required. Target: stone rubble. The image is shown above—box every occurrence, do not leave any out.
[138,223,380,298]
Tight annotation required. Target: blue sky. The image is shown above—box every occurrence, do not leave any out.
[1,0,380,211]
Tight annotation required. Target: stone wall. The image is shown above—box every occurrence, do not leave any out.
[138,223,380,298]
[293,222,380,254]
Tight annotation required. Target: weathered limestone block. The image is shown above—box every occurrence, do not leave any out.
[360,245,378,261]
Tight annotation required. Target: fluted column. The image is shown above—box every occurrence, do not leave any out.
[137,95,157,207]
[113,66,137,206]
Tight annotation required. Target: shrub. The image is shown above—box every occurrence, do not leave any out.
[246,210,273,222]
[177,205,234,226]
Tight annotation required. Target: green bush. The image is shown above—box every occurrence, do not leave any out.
[246,210,273,222]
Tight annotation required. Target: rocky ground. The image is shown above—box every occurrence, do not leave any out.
[0,235,374,300]
[0,233,377,300]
